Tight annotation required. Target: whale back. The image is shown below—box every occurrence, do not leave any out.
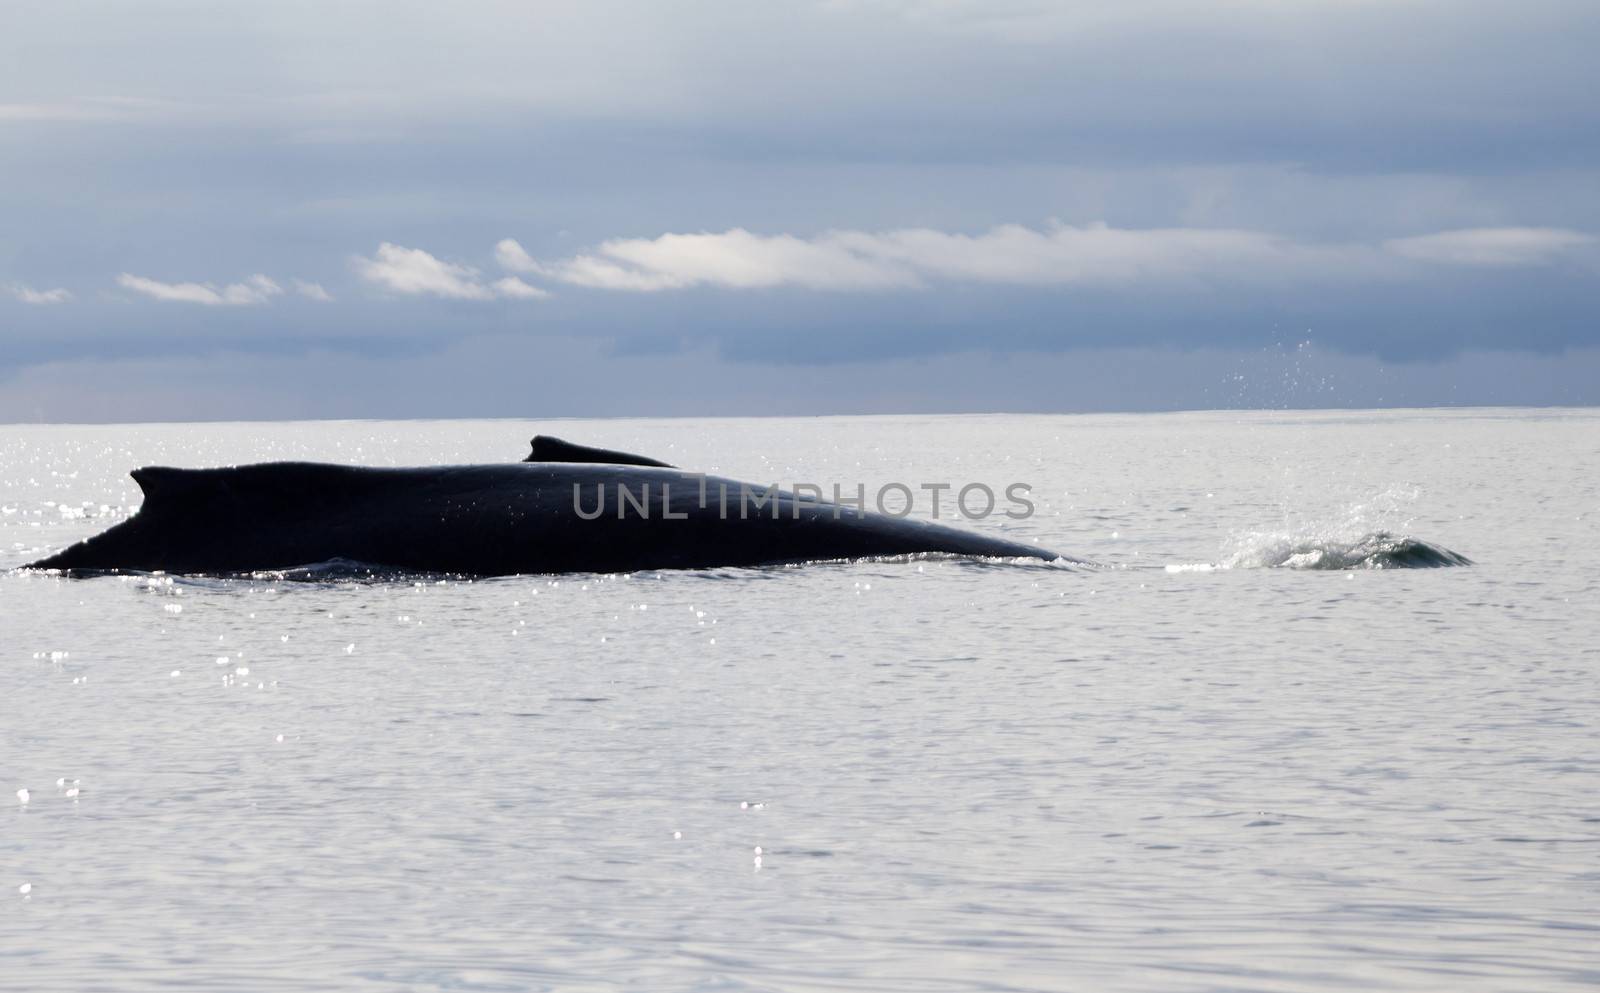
[130,463,394,515]
[32,460,1065,575]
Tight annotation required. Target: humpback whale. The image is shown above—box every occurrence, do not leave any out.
[523,435,674,468]
[26,436,1065,576]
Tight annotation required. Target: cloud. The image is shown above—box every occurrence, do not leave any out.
[0,95,183,122]
[8,334,1599,425]
[511,221,1600,293]
[0,101,127,123]
[116,272,283,305]
[491,276,549,299]
[829,223,1305,287]
[10,284,72,305]
[293,279,334,302]
[1383,227,1596,267]
[354,243,494,300]
[521,222,1361,292]
[355,242,546,300]
[494,238,540,274]
[550,228,923,291]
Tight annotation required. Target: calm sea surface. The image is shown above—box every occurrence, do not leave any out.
[3,410,1598,992]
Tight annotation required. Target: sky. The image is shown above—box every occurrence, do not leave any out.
[2,0,1598,421]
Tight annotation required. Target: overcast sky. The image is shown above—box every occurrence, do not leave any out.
[3,0,1598,421]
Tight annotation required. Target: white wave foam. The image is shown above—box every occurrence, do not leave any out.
[1219,531,1468,570]
[1176,487,1470,570]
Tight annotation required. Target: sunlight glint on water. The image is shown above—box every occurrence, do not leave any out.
[3,409,1598,992]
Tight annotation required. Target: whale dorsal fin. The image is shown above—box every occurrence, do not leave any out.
[130,466,222,506]
[524,435,674,468]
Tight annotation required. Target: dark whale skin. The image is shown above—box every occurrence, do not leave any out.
[524,436,674,468]
[26,462,1066,576]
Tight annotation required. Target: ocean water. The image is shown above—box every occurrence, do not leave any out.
[3,409,1597,992]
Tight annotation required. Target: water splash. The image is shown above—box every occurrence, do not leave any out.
[1172,487,1471,570]
[1216,530,1470,570]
